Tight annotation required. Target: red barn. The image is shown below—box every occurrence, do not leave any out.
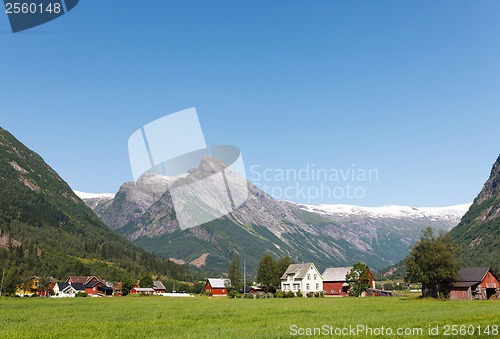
[322,266,376,297]
[130,287,154,295]
[448,267,500,300]
[204,278,230,296]
[153,280,166,294]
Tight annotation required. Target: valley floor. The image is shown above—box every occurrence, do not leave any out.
[0,296,499,338]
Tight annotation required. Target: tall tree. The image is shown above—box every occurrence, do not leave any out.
[273,256,294,288]
[346,262,371,297]
[139,273,153,288]
[228,255,242,292]
[257,253,276,292]
[405,227,459,298]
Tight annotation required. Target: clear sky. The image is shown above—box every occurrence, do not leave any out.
[1,1,499,207]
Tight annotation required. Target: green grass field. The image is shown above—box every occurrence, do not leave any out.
[0,296,499,338]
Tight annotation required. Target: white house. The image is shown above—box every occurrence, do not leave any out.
[280,263,323,296]
[52,282,85,298]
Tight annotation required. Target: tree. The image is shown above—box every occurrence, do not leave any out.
[405,227,459,298]
[257,253,276,292]
[139,273,153,288]
[273,256,294,288]
[228,255,242,292]
[346,262,371,297]
[121,276,137,296]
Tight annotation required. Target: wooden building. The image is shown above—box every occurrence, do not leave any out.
[322,266,376,297]
[448,267,500,300]
[204,278,230,296]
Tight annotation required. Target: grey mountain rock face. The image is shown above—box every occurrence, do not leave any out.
[81,157,469,273]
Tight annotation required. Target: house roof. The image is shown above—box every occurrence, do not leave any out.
[153,280,166,290]
[206,278,230,289]
[85,280,102,288]
[98,285,114,292]
[457,267,492,282]
[55,282,69,290]
[322,267,353,282]
[70,283,85,291]
[66,276,101,285]
[450,267,499,288]
[132,287,154,292]
[280,263,317,280]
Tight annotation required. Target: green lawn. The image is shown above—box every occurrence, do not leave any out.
[0,296,499,338]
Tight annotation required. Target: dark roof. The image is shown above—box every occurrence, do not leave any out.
[70,283,85,291]
[55,282,69,290]
[457,267,491,282]
[451,281,477,288]
[98,285,113,291]
[85,280,102,288]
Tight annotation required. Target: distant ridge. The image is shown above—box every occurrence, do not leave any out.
[449,154,500,272]
[0,127,192,293]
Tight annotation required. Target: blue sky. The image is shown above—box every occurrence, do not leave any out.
[1,1,499,206]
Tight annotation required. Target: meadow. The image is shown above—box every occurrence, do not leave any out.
[0,295,499,338]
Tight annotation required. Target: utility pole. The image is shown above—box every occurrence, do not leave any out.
[0,268,5,297]
[243,259,246,297]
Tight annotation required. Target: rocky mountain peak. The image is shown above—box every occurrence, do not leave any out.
[476,154,500,205]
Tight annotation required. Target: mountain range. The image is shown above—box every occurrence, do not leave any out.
[80,157,469,276]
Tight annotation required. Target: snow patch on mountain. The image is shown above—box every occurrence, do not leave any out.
[297,203,471,219]
[74,191,115,200]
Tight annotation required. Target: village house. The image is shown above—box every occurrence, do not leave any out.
[322,266,376,297]
[66,276,105,296]
[153,280,167,294]
[204,278,230,296]
[130,287,155,295]
[448,267,500,300]
[15,276,40,297]
[52,282,85,298]
[246,286,264,294]
[280,263,323,297]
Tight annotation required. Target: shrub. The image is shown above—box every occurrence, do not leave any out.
[227,290,241,298]
[75,292,87,298]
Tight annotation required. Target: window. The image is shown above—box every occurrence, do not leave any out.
[315,284,319,290]
[306,283,310,290]
[307,274,311,280]
[314,274,317,280]
[331,289,335,293]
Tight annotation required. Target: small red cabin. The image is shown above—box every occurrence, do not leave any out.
[204,278,229,296]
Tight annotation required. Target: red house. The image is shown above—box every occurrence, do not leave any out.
[130,287,154,295]
[448,267,500,300]
[66,276,104,296]
[153,280,166,294]
[322,266,376,297]
[204,278,230,296]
